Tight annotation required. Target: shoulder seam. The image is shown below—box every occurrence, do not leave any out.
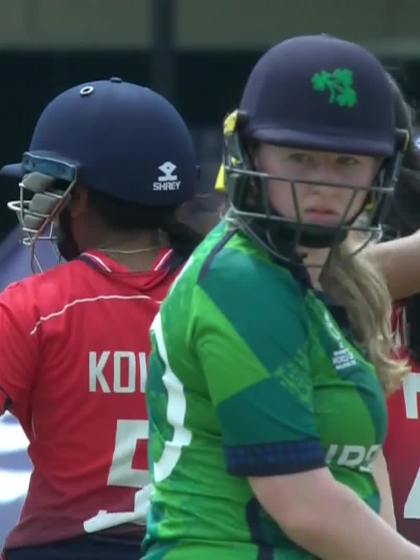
[198,228,237,284]
[29,294,160,336]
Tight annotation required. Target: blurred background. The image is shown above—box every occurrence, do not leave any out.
[1,0,420,546]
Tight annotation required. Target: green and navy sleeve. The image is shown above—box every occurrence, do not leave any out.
[191,247,325,477]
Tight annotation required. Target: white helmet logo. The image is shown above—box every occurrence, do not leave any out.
[158,161,178,181]
[153,161,181,192]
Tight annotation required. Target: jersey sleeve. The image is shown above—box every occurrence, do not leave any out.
[192,253,325,477]
[0,282,40,415]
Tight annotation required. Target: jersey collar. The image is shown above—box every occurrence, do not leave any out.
[79,248,174,274]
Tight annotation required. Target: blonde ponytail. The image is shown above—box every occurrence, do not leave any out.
[321,240,408,394]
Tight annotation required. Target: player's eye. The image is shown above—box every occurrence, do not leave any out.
[287,152,312,164]
[336,155,360,166]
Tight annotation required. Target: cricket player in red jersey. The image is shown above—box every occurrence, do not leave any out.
[380,131,420,545]
[0,78,199,559]
[368,81,420,542]
[385,304,420,544]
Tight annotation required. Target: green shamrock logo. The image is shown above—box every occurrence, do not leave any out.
[312,68,357,108]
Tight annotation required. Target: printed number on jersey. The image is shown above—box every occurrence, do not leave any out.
[84,420,150,532]
[152,312,192,482]
[403,373,420,519]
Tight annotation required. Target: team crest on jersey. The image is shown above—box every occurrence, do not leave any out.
[153,161,181,191]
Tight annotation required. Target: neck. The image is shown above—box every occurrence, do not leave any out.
[88,230,168,272]
[298,246,331,290]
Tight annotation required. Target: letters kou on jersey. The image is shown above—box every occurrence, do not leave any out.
[143,222,387,560]
[0,248,178,549]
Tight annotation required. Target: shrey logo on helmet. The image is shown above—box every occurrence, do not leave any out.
[153,161,181,192]
[1,78,197,271]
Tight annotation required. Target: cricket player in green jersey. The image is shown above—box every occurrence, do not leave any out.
[142,35,420,559]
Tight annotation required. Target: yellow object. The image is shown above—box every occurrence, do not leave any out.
[215,164,226,192]
[215,111,240,192]
[223,110,239,135]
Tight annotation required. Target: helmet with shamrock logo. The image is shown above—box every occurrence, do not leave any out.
[219,34,410,259]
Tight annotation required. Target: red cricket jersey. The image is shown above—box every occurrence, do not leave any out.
[384,305,420,545]
[0,248,180,549]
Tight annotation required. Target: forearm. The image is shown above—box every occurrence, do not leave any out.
[292,483,413,559]
[367,230,420,300]
[373,450,396,528]
[251,474,420,560]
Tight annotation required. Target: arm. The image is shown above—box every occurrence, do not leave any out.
[372,449,396,528]
[366,230,420,300]
[0,282,39,415]
[250,468,419,560]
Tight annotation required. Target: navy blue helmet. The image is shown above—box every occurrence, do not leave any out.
[222,35,410,259]
[3,78,197,263]
[3,77,196,204]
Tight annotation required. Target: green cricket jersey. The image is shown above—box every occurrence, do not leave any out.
[142,221,387,560]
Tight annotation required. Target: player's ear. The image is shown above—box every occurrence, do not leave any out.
[67,185,89,218]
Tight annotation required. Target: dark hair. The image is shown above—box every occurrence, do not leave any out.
[384,73,416,235]
[87,188,203,256]
[386,122,420,361]
[380,77,420,361]
[395,138,420,362]
[383,147,420,237]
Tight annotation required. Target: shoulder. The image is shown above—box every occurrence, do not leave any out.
[161,223,309,338]
[0,260,86,318]
[168,225,310,346]
[197,226,306,312]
